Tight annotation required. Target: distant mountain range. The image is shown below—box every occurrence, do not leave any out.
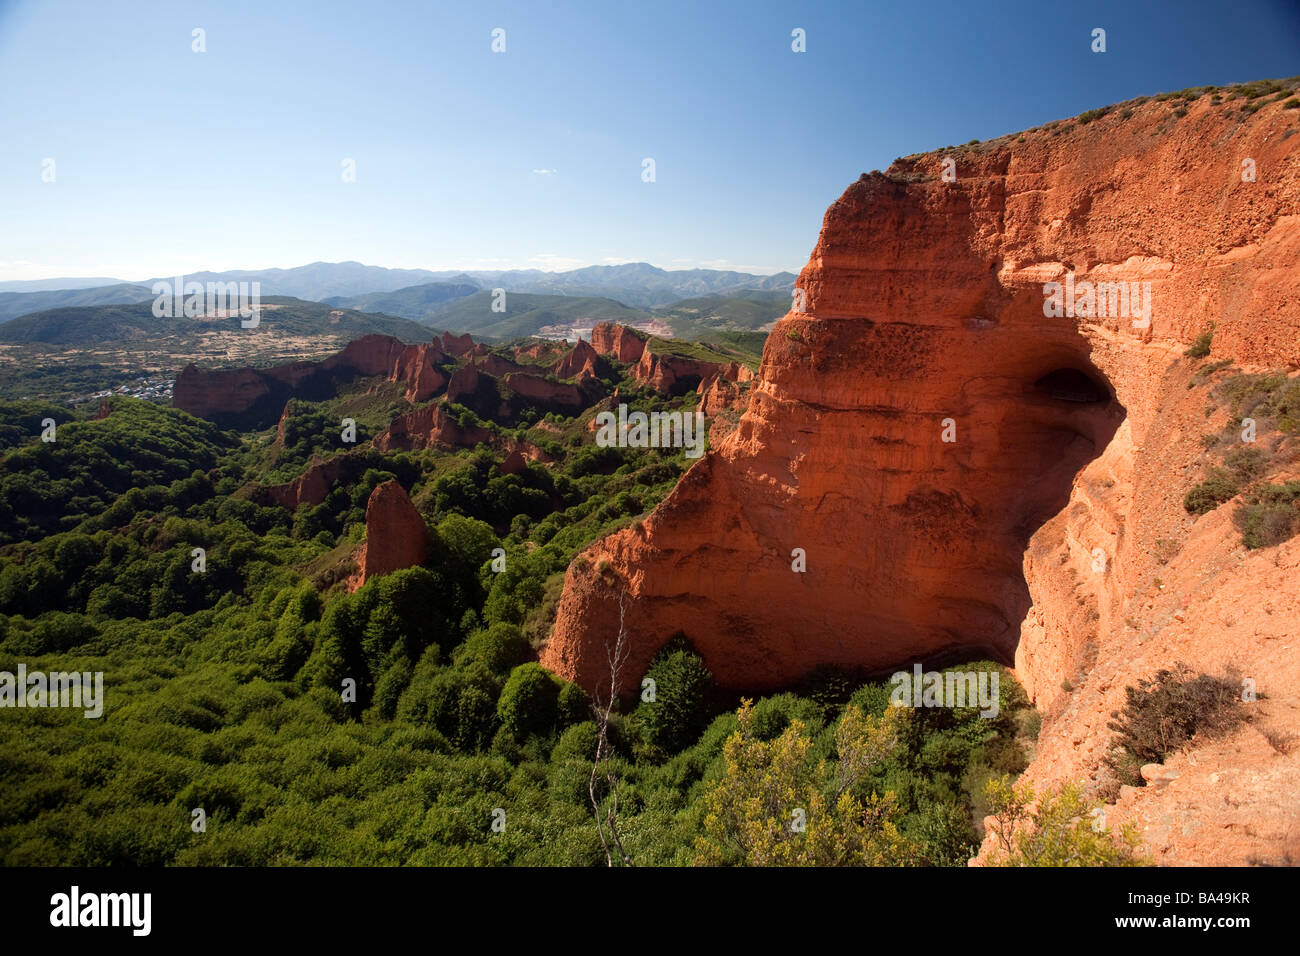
[0,297,431,347]
[434,262,797,308]
[321,282,480,321]
[0,260,796,324]
[0,284,156,323]
[0,277,127,293]
[424,292,649,339]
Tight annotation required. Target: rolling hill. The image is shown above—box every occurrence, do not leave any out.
[652,289,791,335]
[427,292,651,339]
[0,284,155,323]
[0,296,433,347]
[323,281,480,319]
[421,262,796,308]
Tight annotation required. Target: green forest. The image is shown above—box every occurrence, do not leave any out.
[0,360,1056,866]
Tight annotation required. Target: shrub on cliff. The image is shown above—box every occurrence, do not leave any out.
[1234,480,1300,548]
[1183,468,1239,514]
[1104,664,1246,787]
[1184,326,1213,358]
[1215,372,1298,434]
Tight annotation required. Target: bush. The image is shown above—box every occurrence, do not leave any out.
[27,612,100,654]
[497,663,562,741]
[1105,664,1246,786]
[552,721,599,762]
[1234,480,1300,548]
[633,636,714,756]
[984,777,1142,866]
[1184,328,1213,358]
[556,681,590,728]
[1224,446,1267,483]
[798,664,855,718]
[748,692,824,742]
[1184,468,1239,515]
[455,623,531,677]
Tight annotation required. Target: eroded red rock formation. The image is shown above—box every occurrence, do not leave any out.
[174,333,446,424]
[374,402,492,452]
[476,353,527,379]
[389,342,448,402]
[520,341,565,360]
[696,375,743,418]
[590,322,647,363]
[543,94,1300,864]
[440,331,476,356]
[350,480,428,587]
[502,372,584,409]
[250,453,371,510]
[499,449,528,475]
[632,345,728,395]
[445,362,485,406]
[552,339,611,382]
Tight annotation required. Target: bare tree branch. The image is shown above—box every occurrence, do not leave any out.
[589,588,634,866]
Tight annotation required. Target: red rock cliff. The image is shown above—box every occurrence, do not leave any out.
[632,345,727,395]
[543,93,1300,864]
[590,322,647,363]
[175,333,446,423]
[553,339,611,382]
[351,480,428,587]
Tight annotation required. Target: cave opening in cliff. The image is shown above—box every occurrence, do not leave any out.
[959,352,1127,669]
[1033,367,1108,403]
[1013,357,1123,528]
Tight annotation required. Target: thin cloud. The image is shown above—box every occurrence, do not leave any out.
[528,254,587,271]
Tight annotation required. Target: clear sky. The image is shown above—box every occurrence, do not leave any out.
[1,0,1297,282]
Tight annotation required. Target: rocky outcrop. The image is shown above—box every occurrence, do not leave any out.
[502,436,557,465]
[499,449,528,475]
[440,331,476,356]
[272,401,293,448]
[553,339,611,382]
[250,453,372,510]
[721,361,754,383]
[521,341,565,360]
[389,342,448,402]
[174,333,446,426]
[173,364,287,424]
[591,322,647,363]
[445,362,484,404]
[351,480,428,588]
[476,353,528,379]
[697,376,750,445]
[542,93,1300,864]
[502,372,585,410]
[330,334,412,377]
[375,402,492,452]
[696,375,743,418]
[632,345,731,396]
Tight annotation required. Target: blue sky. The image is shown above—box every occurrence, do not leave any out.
[1,0,1297,282]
